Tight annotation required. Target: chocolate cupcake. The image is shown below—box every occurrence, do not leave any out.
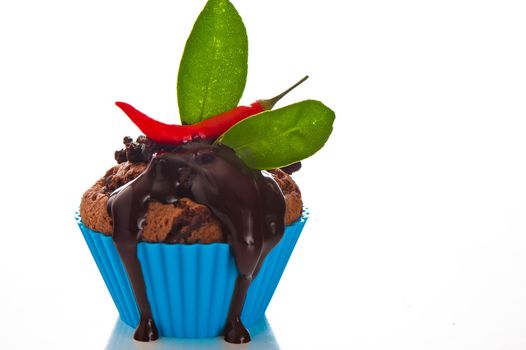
[77,0,334,344]
[78,137,307,340]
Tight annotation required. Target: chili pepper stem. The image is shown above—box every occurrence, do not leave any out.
[257,75,309,111]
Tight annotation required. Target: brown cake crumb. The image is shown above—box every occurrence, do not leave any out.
[103,162,148,193]
[80,162,147,234]
[268,169,303,226]
[142,199,223,244]
[80,161,303,243]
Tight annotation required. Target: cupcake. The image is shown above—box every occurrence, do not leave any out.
[77,0,334,344]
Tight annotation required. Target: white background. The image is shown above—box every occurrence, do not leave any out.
[1,0,526,349]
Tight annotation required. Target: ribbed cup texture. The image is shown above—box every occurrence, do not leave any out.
[76,211,307,338]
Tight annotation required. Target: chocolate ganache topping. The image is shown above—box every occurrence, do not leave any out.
[107,141,286,343]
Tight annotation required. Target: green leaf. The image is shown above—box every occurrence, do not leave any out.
[216,100,335,170]
[177,0,248,125]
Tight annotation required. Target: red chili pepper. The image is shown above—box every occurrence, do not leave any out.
[115,76,308,145]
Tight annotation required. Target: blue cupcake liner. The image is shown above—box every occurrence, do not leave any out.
[75,210,308,338]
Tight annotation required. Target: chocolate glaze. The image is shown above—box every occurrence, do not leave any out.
[281,161,302,174]
[107,142,285,343]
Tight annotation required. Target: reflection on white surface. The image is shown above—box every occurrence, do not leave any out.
[106,317,280,350]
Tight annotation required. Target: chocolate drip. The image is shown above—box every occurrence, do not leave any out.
[107,142,285,343]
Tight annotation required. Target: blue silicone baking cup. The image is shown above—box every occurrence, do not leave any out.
[75,210,308,338]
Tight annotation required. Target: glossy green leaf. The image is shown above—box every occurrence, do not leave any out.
[177,0,248,125]
[216,100,335,170]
